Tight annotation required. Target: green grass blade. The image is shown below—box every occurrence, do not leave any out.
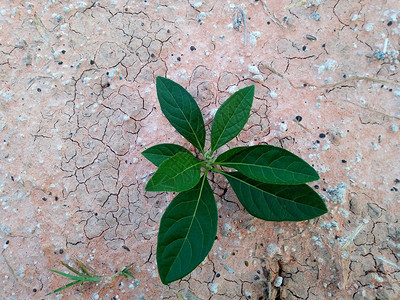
[76,260,95,277]
[60,261,84,276]
[122,271,135,279]
[156,76,206,153]
[210,85,254,154]
[48,269,84,281]
[146,152,202,192]
[46,280,81,296]
[83,275,101,282]
[157,174,218,284]
[120,263,134,278]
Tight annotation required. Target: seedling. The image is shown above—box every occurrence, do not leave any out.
[142,77,327,284]
[47,261,101,296]
[119,263,135,279]
[47,261,134,295]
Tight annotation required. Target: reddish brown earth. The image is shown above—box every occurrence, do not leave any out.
[1,0,399,299]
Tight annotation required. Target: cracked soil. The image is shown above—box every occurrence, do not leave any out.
[1,0,400,299]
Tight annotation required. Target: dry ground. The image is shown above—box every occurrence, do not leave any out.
[1,0,399,299]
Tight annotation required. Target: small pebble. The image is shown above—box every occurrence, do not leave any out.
[295,115,302,122]
[190,46,196,51]
[270,91,278,98]
[373,50,385,61]
[319,133,326,138]
[306,34,317,40]
[274,276,283,287]
[312,13,321,21]
[387,21,393,26]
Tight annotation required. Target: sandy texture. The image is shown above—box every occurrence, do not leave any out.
[1,0,399,299]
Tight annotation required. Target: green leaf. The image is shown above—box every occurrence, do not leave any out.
[156,76,206,152]
[217,145,319,184]
[214,146,248,163]
[157,175,218,284]
[210,85,254,154]
[222,172,327,221]
[146,152,202,192]
[142,143,191,167]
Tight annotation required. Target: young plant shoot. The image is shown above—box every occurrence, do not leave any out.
[142,77,328,284]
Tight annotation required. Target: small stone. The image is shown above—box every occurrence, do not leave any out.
[274,276,283,287]
[312,13,321,21]
[319,133,326,138]
[391,124,399,132]
[295,115,302,122]
[190,46,196,51]
[373,50,385,61]
[248,65,260,74]
[269,91,277,98]
[306,34,317,40]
